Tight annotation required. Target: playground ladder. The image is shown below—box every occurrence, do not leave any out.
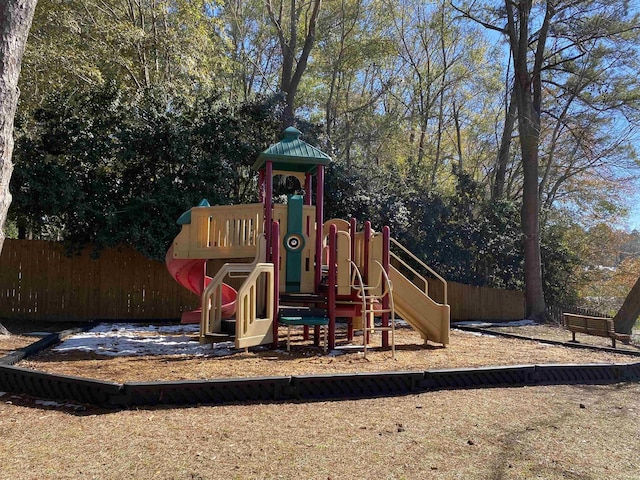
[350,260,396,359]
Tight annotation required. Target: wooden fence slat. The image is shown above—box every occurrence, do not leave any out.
[0,240,197,322]
[1,240,524,322]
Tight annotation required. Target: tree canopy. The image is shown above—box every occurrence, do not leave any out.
[6,0,640,320]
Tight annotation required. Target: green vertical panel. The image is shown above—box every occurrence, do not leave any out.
[284,195,305,292]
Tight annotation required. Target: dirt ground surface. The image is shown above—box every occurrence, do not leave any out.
[0,333,34,357]
[1,322,639,479]
[487,323,640,351]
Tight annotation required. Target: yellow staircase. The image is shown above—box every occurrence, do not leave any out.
[200,235,276,349]
[388,238,449,345]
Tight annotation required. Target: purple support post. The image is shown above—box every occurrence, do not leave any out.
[381,226,390,348]
[328,224,337,351]
[265,161,273,260]
[314,165,325,292]
[271,221,280,350]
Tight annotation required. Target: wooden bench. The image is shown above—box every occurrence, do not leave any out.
[563,313,631,348]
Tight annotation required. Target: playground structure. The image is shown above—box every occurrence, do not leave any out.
[166,127,450,353]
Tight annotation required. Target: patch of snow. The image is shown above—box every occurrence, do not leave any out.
[452,319,539,328]
[0,392,6,397]
[452,329,496,338]
[34,399,83,409]
[34,400,65,407]
[333,344,365,351]
[52,323,238,357]
[327,349,347,357]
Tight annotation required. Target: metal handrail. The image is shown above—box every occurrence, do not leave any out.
[390,237,447,305]
[375,260,396,359]
[349,260,396,359]
[390,254,428,294]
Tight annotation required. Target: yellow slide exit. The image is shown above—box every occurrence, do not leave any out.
[389,266,450,345]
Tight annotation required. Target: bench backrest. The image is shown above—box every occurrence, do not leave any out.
[563,313,614,334]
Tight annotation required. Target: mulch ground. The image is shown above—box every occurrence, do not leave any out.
[4,324,638,383]
[2,322,639,479]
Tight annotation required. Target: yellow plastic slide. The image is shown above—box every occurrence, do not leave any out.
[389,266,450,345]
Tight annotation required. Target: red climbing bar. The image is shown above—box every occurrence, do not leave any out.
[265,161,273,260]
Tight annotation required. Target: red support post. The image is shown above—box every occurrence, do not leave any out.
[350,217,357,263]
[314,165,325,291]
[328,224,337,350]
[364,221,371,284]
[271,221,280,350]
[382,226,390,348]
[265,161,273,260]
[314,324,321,346]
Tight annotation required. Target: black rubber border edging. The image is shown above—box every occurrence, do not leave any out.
[1,328,639,408]
[0,364,123,406]
[0,324,96,366]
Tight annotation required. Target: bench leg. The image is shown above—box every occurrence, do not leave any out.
[287,326,291,352]
[572,332,576,342]
[612,337,616,348]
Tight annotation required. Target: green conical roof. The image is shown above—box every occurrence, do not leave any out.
[176,198,210,225]
[252,127,331,174]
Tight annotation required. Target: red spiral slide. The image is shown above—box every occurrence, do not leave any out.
[165,246,237,324]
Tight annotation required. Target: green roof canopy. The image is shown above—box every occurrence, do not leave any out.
[252,127,331,174]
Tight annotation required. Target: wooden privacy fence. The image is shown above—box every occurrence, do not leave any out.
[0,240,198,321]
[0,240,525,323]
[427,278,525,322]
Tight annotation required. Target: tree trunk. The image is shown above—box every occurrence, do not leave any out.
[266,0,322,127]
[492,88,516,201]
[0,0,37,335]
[1,0,37,256]
[613,275,640,335]
[507,0,546,321]
[519,117,546,321]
